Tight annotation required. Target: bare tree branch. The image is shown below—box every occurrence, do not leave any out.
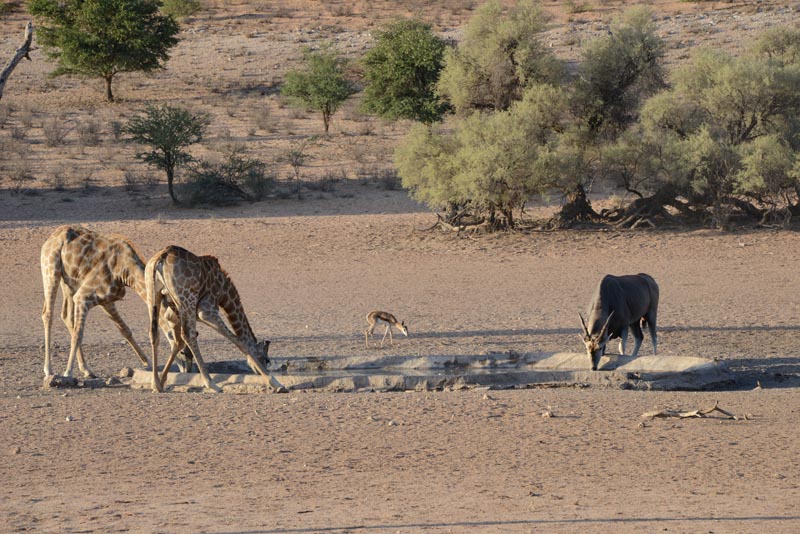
[0,21,33,101]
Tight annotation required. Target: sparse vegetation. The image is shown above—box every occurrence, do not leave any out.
[160,0,201,19]
[43,116,69,147]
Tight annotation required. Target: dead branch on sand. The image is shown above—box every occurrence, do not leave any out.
[641,400,748,421]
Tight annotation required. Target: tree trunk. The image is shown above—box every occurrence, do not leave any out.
[166,167,180,205]
[105,75,114,103]
[548,183,599,229]
[0,21,33,101]
[322,111,330,133]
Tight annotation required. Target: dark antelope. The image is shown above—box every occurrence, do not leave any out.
[579,273,659,370]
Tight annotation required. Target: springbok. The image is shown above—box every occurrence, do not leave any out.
[365,311,408,348]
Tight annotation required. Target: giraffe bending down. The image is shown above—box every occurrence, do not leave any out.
[145,245,280,393]
[40,225,191,378]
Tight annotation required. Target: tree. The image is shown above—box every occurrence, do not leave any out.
[361,19,448,124]
[29,0,179,102]
[550,6,666,228]
[436,0,563,114]
[396,84,569,229]
[604,27,800,228]
[124,104,209,205]
[0,21,33,101]
[574,6,666,135]
[281,46,356,133]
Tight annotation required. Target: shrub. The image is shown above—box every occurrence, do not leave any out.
[160,0,201,19]
[182,148,274,206]
[43,117,69,146]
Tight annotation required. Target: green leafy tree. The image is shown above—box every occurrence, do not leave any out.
[124,104,209,205]
[574,6,666,135]
[361,19,448,123]
[397,84,569,229]
[604,27,800,228]
[436,0,563,114]
[551,6,666,227]
[29,0,179,102]
[281,46,356,133]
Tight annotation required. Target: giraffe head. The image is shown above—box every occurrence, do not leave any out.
[245,339,270,375]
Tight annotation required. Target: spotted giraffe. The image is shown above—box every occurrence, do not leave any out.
[145,245,280,393]
[40,225,189,378]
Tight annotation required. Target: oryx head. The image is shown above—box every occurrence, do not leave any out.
[579,311,614,371]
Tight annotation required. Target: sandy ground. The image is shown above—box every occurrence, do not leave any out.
[1,1,800,532]
[1,185,800,533]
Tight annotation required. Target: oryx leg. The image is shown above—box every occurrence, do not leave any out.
[618,325,629,356]
[630,321,644,358]
[644,311,658,355]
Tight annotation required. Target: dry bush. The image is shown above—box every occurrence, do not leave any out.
[43,116,69,147]
[123,170,141,193]
[0,104,11,129]
[47,172,68,191]
[254,106,278,133]
[77,119,101,146]
[9,124,26,140]
[6,159,34,192]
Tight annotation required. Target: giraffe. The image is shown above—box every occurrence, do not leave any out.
[145,245,279,393]
[40,225,190,378]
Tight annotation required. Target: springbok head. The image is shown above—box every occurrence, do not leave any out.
[579,311,614,371]
[398,321,408,337]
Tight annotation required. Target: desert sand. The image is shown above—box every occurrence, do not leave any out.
[1,1,799,533]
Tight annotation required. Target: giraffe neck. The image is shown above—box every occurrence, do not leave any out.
[123,253,148,301]
[218,275,257,347]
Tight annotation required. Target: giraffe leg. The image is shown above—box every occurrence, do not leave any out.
[148,283,164,393]
[101,303,149,369]
[41,263,60,377]
[64,293,96,378]
[197,304,269,378]
[159,339,185,390]
[60,282,95,378]
[181,317,221,393]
